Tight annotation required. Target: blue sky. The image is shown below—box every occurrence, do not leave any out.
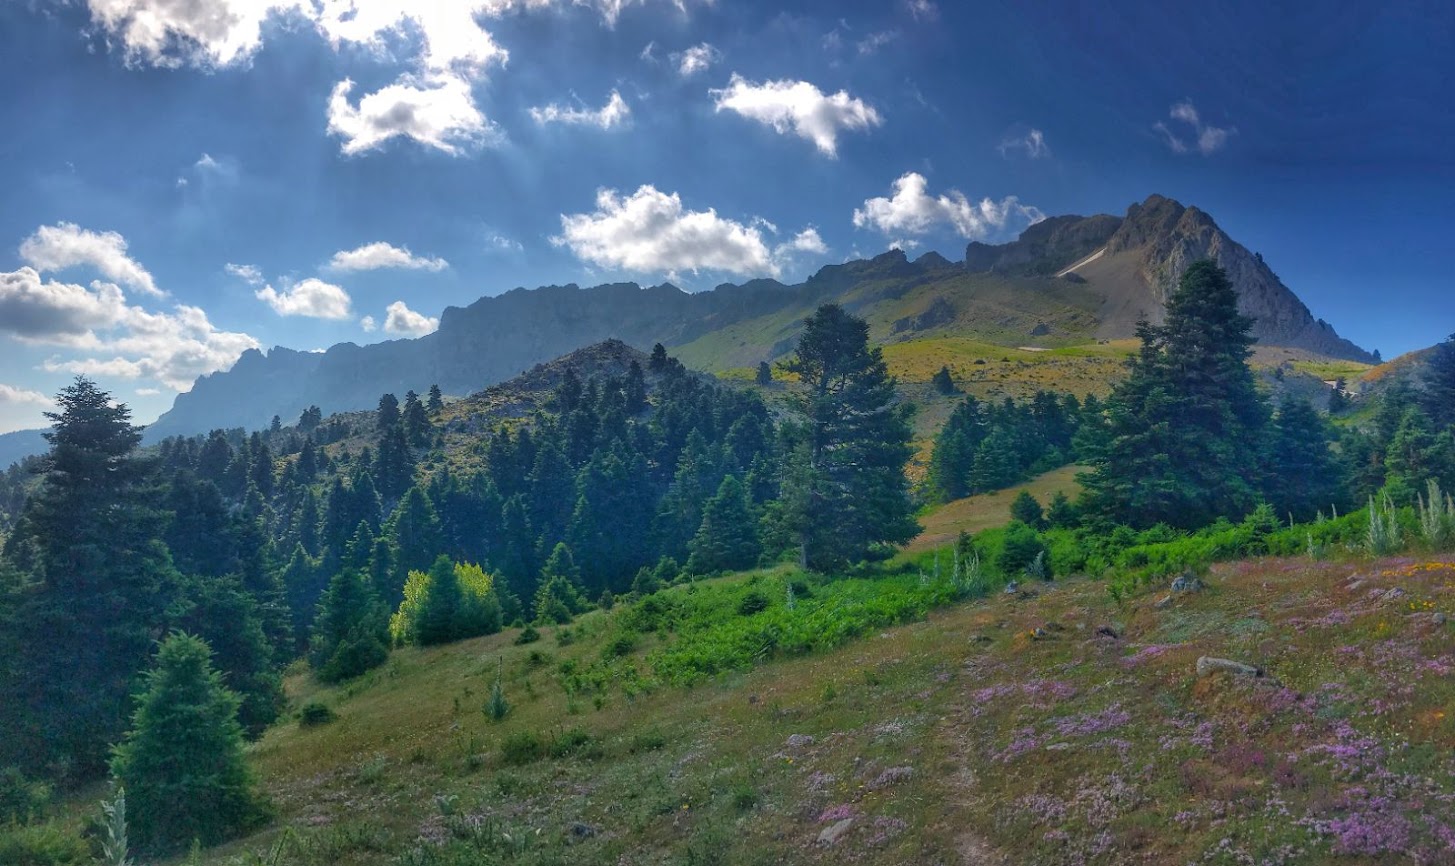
[0,0,1451,431]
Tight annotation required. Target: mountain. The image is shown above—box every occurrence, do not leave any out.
[0,429,47,469]
[146,195,1371,441]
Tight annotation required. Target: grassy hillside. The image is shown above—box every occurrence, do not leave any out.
[149,543,1455,866]
[905,464,1085,553]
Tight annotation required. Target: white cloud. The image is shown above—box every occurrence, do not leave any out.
[774,228,828,259]
[639,40,658,61]
[485,232,523,252]
[255,278,353,319]
[360,315,377,332]
[556,185,780,277]
[383,301,439,336]
[19,222,164,298]
[857,30,898,55]
[711,74,882,157]
[1155,99,1235,156]
[135,387,160,396]
[904,0,938,20]
[671,42,719,77]
[999,128,1050,159]
[81,0,308,68]
[853,172,1045,240]
[224,262,264,285]
[327,75,495,156]
[0,384,54,409]
[529,90,631,129]
[0,268,127,345]
[327,241,448,272]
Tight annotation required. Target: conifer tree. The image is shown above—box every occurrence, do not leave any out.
[1079,261,1269,528]
[1010,491,1045,529]
[0,378,177,779]
[1265,395,1346,520]
[1425,333,1455,430]
[533,542,585,624]
[376,393,400,433]
[110,633,268,854]
[1384,407,1455,503]
[649,343,669,373]
[777,305,918,570]
[168,577,283,736]
[756,361,774,386]
[1046,490,1079,528]
[413,555,464,646]
[402,390,430,447]
[527,439,575,547]
[625,360,649,414]
[309,570,389,683]
[427,384,444,415]
[686,476,760,574]
[931,365,956,395]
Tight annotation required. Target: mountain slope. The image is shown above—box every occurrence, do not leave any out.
[147,195,1371,441]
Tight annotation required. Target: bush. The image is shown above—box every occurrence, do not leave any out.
[500,731,544,766]
[1010,491,1045,529]
[0,823,90,866]
[997,521,1050,578]
[513,626,541,645]
[601,632,637,660]
[736,590,771,616]
[298,703,337,727]
[547,728,596,759]
[0,766,51,825]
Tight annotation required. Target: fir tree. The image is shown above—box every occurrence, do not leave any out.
[1079,261,1269,528]
[413,555,464,646]
[110,633,268,854]
[0,378,177,779]
[167,576,283,737]
[385,486,444,605]
[1010,491,1045,529]
[649,343,669,373]
[533,543,585,624]
[756,361,774,386]
[1328,378,1350,413]
[402,390,430,447]
[309,570,389,683]
[686,476,760,574]
[1424,333,1455,430]
[1265,395,1346,520]
[376,393,400,433]
[931,365,956,395]
[427,384,444,415]
[1046,490,1078,528]
[777,305,919,570]
[625,360,649,414]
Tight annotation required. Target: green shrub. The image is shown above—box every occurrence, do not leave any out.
[997,521,1050,578]
[601,632,637,660]
[547,728,596,759]
[0,822,90,866]
[513,626,540,645]
[736,590,770,616]
[298,702,337,727]
[499,731,544,766]
[0,766,51,825]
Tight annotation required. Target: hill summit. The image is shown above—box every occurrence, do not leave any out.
[145,195,1371,441]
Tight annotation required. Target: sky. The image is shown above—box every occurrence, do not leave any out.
[0,0,1451,432]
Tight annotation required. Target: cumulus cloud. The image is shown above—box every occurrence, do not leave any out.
[327,75,495,156]
[556,185,775,277]
[999,128,1050,159]
[0,266,256,392]
[225,262,264,285]
[255,278,353,319]
[853,172,1044,240]
[80,0,307,68]
[774,228,828,259]
[711,74,881,157]
[0,383,55,434]
[1154,99,1235,155]
[671,42,719,77]
[19,222,163,298]
[360,315,377,332]
[327,242,448,272]
[383,301,439,337]
[0,384,54,409]
[529,90,631,129]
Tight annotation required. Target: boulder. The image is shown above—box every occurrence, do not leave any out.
[818,818,854,846]
[1171,572,1205,593]
[1196,656,1262,678]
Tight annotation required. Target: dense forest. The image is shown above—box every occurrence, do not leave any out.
[1,261,1453,859]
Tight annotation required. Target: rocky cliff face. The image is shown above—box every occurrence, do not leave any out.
[1104,195,1372,361]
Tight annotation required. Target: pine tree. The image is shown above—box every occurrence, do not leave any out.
[1425,334,1455,430]
[386,486,444,604]
[756,361,774,386]
[1265,395,1346,520]
[1046,490,1079,529]
[0,378,177,779]
[533,543,585,624]
[969,428,1018,493]
[931,365,956,395]
[309,570,389,683]
[427,384,445,415]
[625,360,649,414]
[527,439,575,548]
[1328,378,1350,413]
[376,393,400,433]
[778,305,919,570]
[402,390,430,447]
[686,476,760,574]
[413,555,464,646]
[1079,261,1269,528]
[649,343,669,373]
[110,633,268,854]
[1384,407,1455,503]
[1010,491,1045,529]
[168,577,283,737]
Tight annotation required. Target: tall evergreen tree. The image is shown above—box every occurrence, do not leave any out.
[385,486,444,606]
[931,365,956,395]
[1265,395,1346,520]
[777,305,919,570]
[755,361,774,386]
[427,384,445,415]
[0,378,177,779]
[625,360,649,414]
[533,542,585,624]
[686,476,760,574]
[1424,333,1455,430]
[309,570,389,683]
[1079,261,1269,528]
[110,633,268,855]
[376,393,400,433]
[167,576,284,737]
[402,390,430,447]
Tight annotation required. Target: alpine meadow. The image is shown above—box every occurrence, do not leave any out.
[1,2,1452,865]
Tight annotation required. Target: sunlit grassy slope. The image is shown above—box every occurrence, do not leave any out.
[905,464,1085,554]
[178,548,1455,866]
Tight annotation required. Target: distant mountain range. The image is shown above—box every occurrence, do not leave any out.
[114,194,1368,442]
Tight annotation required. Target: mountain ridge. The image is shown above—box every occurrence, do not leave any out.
[144,194,1372,441]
